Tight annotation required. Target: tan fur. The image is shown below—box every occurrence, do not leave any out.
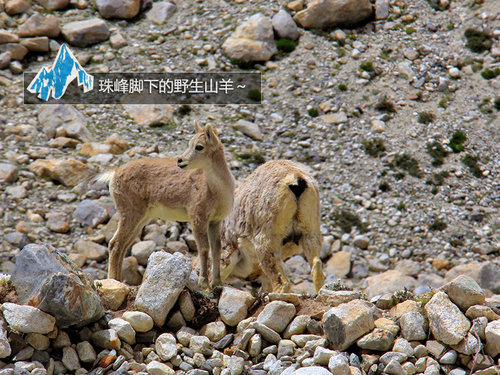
[99,123,235,290]
[220,160,325,293]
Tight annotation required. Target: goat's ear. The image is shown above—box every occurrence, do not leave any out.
[194,121,203,133]
[204,124,217,142]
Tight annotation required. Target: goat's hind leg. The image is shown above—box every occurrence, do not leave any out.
[301,233,324,292]
[255,233,291,293]
[108,213,148,281]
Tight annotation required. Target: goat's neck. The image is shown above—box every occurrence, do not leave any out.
[205,147,235,196]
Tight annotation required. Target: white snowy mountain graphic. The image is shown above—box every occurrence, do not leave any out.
[27,43,93,101]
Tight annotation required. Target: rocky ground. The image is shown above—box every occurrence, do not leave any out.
[0,0,499,373]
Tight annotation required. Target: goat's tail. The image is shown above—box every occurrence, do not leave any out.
[93,170,116,185]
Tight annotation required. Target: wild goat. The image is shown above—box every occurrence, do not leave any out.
[220,160,325,293]
[96,122,235,290]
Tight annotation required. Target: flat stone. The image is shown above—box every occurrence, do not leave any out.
[124,104,175,127]
[62,347,80,371]
[0,163,18,183]
[1,303,55,334]
[356,328,394,351]
[200,321,226,342]
[257,301,296,333]
[36,0,68,10]
[0,30,20,43]
[146,360,175,375]
[29,158,89,187]
[251,322,281,344]
[20,37,49,53]
[233,119,263,141]
[364,270,417,299]
[0,43,27,61]
[61,19,110,47]
[283,315,311,339]
[324,251,351,278]
[441,275,485,311]
[18,14,60,38]
[146,1,176,24]
[38,104,92,141]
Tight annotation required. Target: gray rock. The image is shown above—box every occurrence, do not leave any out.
[146,1,176,24]
[38,105,92,141]
[61,19,110,47]
[18,14,60,38]
[75,239,108,261]
[53,330,71,349]
[131,240,156,266]
[328,354,349,375]
[442,275,485,311]
[0,163,18,183]
[440,350,457,364]
[124,104,175,127]
[213,333,234,351]
[76,341,96,363]
[156,333,177,361]
[322,299,375,350]
[353,235,369,249]
[1,303,55,334]
[0,52,11,70]
[200,321,226,342]
[11,243,104,328]
[257,301,296,333]
[146,360,175,375]
[96,0,140,19]
[4,232,27,248]
[379,351,407,365]
[251,322,281,344]
[134,252,192,326]
[272,10,299,41]
[277,339,295,358]
[375,0,390,19]
[189,335,211,353]
[73,199,110,228]
[384,359,405,375]
[312,346,335,365]
[5,0,30,15]
[108,318,135,345]
[179,290,195,322]
[283,315,311,338]
[424,291,470,345]
[392,338,413,357]
[91,329,121,350]
[218,287,255,327]
[399,311,428,341]
[445,262,500,294]
[25,333,50,350]
[485,320,500,357]
[364,270,417,298]
[36,0,68,10]
[0,320,11,358]
[233,119,263,141]
[293,367,331,375]
[356,328,394,351]
[222,13,277,62]
[62,347,80,371]
[294,0,373,29]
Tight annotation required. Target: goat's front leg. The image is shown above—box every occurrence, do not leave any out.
[192,217,210,290]
[208,221,222,289]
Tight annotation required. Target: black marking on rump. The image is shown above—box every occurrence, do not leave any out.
[289,177,307,198]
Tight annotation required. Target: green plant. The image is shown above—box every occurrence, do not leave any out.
[418,111,435,124]
[426,141,448,167]
[494,97,500,111]
[449,131,466,153]
[480,68,500,80]
[446,22,454,30]
[276,38,297,53]
[229,58,254,69]
[393,288,416,304]
[360,61,374,72]
[323,280,352,291]
[379,181,391,192]
[391,153,422,178]
[380,48,392,60]
[248,89,262,102]
[429,219,447,231]
[176,104,192,118]
[334,209,368,233]
[478,98,493,114]
[396,202,406,211]
[464,28,493,53]
[234,149,266,165]
[462,154,483,178]
[406,27,416,35]
[338,83,348,91]
[375,97,396,113]
[426,171,449,186]
[308,107,319,117]
[362,138,386,157]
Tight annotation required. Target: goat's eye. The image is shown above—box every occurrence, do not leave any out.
[195,145,204,151]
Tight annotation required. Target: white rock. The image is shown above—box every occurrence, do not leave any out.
[122,311,154,332]
[146,360,175,375]
[1,303,56,334]
[272,10,299,40]
[218,287,255,326]
[155,333,177,361]
[485,320,500,357]
[257,301,296,333]
[328,354,350,375]
[108,318,136,345]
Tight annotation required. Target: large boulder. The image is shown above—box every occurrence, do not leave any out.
[441,275,485,311]
[134,252,192,326]
[18,14,60,38]
[222,13,277,62]
[61,19,110,48]
[29,158,89,187]
[294,0,373,29]
[11,243,105,328]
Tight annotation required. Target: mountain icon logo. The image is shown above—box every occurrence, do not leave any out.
[27,43,93,101]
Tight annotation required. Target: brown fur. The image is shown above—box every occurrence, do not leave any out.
[98,123,235,290]
[220,160,325,293]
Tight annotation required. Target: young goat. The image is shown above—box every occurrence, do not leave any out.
[220,160,325,293]
[96,123,235,290]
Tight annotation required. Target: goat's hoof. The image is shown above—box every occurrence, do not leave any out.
[198,276,209,290]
